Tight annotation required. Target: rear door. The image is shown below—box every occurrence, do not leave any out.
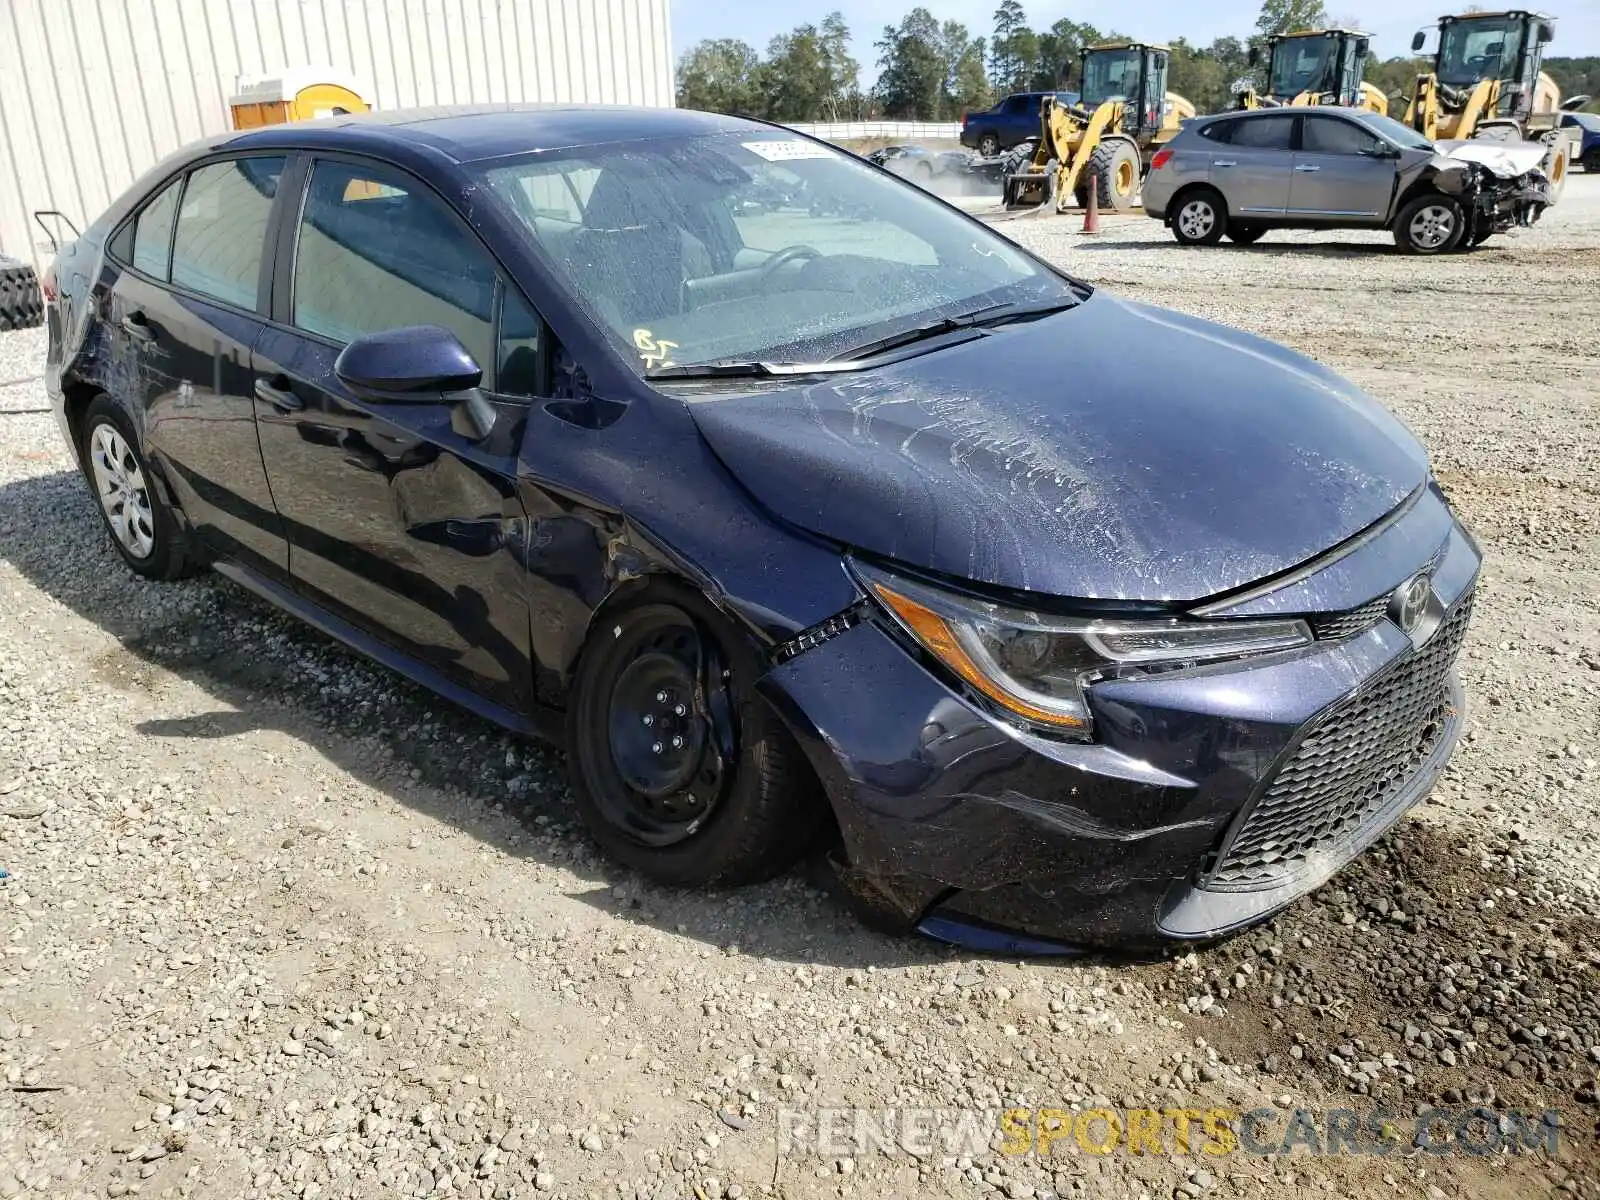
[1208,115,1296,216]
[1290,115,1396,220]
[252,154,539,715]
[102,154,289,574]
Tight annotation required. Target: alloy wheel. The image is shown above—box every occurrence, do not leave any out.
[1408,204,1456,251]
[1178,200,1216,241]
[88,423,156,559]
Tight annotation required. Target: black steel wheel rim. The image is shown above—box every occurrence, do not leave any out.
[596,618,733,847]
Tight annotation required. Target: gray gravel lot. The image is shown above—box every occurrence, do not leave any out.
[1,179,1597,1200]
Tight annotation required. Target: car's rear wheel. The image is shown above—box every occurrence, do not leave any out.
[1171,188,1227,245]
[1393,194,1464,255]
[1227,223,1266,246]
[79,395,196,580]
[978,132,1001,159]
[566,595,824,886]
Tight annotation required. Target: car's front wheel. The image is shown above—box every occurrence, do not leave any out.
[1393,194,1464,255]
[978,132,1001,158]
[566,594,824,886]
[1171,189,1227,245]
[79,395,196,580]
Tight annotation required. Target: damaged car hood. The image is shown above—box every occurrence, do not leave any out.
[1435,139,1549,178]
[685,293,1429,603]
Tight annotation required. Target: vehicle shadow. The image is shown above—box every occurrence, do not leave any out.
[0,468,1126,970]
[1072,238,1406,258]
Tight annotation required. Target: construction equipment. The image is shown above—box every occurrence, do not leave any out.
[1403,11,1588,201]
[1004,42,1195,213]
[1233,29,1388,113]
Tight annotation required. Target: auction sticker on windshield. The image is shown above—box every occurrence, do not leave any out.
[742,139,834,162]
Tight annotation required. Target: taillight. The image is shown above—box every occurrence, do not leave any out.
[41,264,58,302]
[1150,148,1174,171]
[962,112,970,127]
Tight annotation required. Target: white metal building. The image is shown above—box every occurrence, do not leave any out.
[0,0,675,266]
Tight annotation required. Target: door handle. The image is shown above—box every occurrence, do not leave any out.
[120,312,155,343]
[1294,164,1322,172]
[254,375,303,413]
[1213,160,1237,167]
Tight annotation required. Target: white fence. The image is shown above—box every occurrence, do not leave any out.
[0,0,676,267]
[786,121,965,142]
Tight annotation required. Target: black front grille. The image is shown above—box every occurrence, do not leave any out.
[1308,597,1388,642]
[1207,590,1474,892]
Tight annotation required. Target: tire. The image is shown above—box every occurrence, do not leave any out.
[0,256,44,331]
[79,395,197,580]
[978,132,1001,159]
[1001,140,1037,176]
[1075,140,1141,212]
[1171,188,1227,245]
[1393,193,1465,255]
[566,594,825,887]
[1227,223,1266,246]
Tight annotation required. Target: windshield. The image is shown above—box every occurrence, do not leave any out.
[1269,36,1338,98]
[1437,17,1520,87]
[480,132,1074,374]
[1353,111,1437,152]
[1080,49,1142,105]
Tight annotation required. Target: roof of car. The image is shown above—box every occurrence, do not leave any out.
[221,103,758,163]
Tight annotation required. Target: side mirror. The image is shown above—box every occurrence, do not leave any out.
[1411,30,1426,53]
[1537,21,1553,44]
[1247,46,1260,67]
[335,325,495,438]
[1356,38,1370,56]
[336,325,483,398]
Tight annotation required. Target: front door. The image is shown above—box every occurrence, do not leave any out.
[252,155,540,716]
[1289,116,1396,220]
[103,156,289,574]
[1211,114,1296,216]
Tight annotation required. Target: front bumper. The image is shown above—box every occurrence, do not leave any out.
[760,498,1480,951]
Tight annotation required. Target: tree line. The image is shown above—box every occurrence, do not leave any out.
[675,0,1600,122]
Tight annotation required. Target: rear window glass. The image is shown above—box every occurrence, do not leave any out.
[1227,116,1296,151]
[171,157,285,309]
[131,181,180,279]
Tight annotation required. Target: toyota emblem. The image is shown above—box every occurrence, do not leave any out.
[1390,571,1433,635]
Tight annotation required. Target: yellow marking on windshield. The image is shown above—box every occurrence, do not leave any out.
[633,328,679,370]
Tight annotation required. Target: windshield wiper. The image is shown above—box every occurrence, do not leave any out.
[825,295,1081,364]
[645,295,1083,381]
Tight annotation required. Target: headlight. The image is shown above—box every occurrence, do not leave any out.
[852,561,1312,740]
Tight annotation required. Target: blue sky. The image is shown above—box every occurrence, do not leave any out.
[670,1,1600,81]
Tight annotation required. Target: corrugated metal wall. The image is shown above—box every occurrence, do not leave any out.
[0,0,675,266]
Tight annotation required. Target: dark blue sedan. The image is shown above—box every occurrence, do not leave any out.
[44,104,1480,951]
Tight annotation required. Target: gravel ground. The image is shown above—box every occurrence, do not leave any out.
[1,178,1597,1200]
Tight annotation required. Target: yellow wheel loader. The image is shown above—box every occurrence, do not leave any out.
[1404,11,1588,202]
[1004,42,1195,213]
[1232,29,1388,113]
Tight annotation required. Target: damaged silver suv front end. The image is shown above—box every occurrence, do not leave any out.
[1432,140,1553,242]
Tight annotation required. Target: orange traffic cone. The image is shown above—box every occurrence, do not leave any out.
[1082,170,1101,234]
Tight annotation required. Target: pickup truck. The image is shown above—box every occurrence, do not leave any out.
[960,91,1080,158]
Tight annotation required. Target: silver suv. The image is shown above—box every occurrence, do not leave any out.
[1142,107,1549,254]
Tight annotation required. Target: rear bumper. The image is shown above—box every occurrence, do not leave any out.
[760,509,1480,951]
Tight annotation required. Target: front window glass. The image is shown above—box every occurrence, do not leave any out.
[1353,112,1435,152]
[1080,49,1142,105]
[1301,117,1383,156]
[292,160,497,372]
[1269,36,1339,98]
[480,133,1073,374]
[1437,17,1519,87]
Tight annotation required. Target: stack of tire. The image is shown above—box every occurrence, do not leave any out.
[1,255,45,331]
